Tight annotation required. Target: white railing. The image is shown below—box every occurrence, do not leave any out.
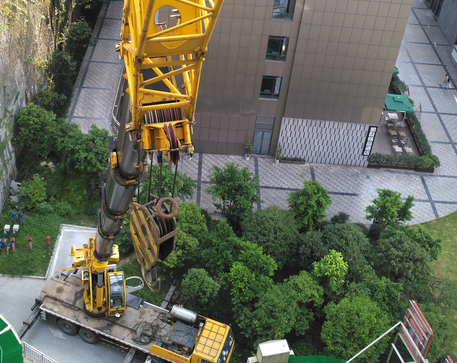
[22,342,58,363]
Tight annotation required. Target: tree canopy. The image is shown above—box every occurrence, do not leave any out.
[241,205,299,269]
[287,180,332,232]
[365,189,415,228]
[321,294,391,363]
[206,162,260,232]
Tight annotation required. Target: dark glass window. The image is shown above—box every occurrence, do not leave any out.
[272,0,296,20]
[266,36,289,61]
[260,76,282,99]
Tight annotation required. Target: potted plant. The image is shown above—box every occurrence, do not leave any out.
[245,141,253,160]
[275,145,282,164]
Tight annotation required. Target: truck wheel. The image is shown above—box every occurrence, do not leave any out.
[57,319,79,335]
[78,327,99,344]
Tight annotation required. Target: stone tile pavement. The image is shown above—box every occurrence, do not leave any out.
[68,0,457,226]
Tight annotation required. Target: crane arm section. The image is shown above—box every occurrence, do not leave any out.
[117,0,224,155]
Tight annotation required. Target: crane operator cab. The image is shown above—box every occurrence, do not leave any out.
[108,272,126,317]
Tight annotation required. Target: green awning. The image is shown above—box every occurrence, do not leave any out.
[393,66,399,75]
[385,94,414,113]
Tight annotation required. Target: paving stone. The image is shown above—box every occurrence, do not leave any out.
[73,88,116,119]
[423,25,449,46]
[422,175,457,202]
[431,144,457,176]
[396,62,421,86]
[434,202,457,219]
[369,171,428,200]
[402,24,429,43]
[82,62,123,89]
[100,18,122,40]
[314,165,372,195]
[429,87,457,114]
[405,43,441,64]
[440,114,457,143]
[418,113,447,142]
[106,1,124,19]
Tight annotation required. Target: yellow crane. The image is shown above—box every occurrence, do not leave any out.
[69,0,224,319]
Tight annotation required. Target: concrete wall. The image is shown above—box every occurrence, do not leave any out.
[0,0,52,206]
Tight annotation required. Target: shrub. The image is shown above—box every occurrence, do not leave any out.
[390,74,407,94]
[287,180,332,232]
[241,206,299,269]
[18,175,47,211]
[182,268,220,314]
[330,211,350,224]
[63,20,92,67]
[13,103,56,160]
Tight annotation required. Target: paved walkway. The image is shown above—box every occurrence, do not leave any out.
[69,0,457,226]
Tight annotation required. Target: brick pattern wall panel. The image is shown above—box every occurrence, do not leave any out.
[278,118,372,167]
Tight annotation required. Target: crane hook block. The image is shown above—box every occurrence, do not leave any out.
[156,198,179,219]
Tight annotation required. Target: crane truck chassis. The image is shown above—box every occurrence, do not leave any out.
[19,270,234,363]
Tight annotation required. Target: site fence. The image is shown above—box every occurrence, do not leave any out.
[22,342,58,363]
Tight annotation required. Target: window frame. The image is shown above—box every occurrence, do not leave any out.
[266,36,289,61]
[260,76,282,99]
[272,0,296,20]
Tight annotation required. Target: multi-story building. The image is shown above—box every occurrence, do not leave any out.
[193,0,414,166]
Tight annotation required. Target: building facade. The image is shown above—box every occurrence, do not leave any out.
[193,0,414,166]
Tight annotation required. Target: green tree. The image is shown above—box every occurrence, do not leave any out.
[160,229,198,269]
[245,272,323,347]
[321,294,391,362]
[63,19,92,66]
[181,268,220,314]
[228,261,274,305]
[139,159,195,202]
[13,103,56,160]
[206,162,260,232]
[200,222,240,276]
[373,232,431,283]
[72,125,109,174]
[348,267,405,322]
[298,230,327,270]
[18,174,47,211]
[320,223,371,282]
[287,180,332,232]
[176,202,208,240]
[46,50,77,104]
[365,189,415,228]
[404,226,442,260]
[241,206,299,269]
[313,250,348,298]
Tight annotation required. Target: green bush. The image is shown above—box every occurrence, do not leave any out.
[19,175,47,211]
[391,74,407,94]
[281,156,306,162]
[330,211,350,224]
[46,49,77,109]
[13,103,56,161]
[31,88,68,118]
[63,20,92,67]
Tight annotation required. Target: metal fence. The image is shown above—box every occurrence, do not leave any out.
[22,342,58,363]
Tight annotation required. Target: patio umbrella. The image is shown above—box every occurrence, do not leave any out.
[384,94,414,113]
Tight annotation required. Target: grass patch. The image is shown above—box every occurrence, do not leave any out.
[0,208,64,276]
[117,260,172,306]
[419,212,457,356]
